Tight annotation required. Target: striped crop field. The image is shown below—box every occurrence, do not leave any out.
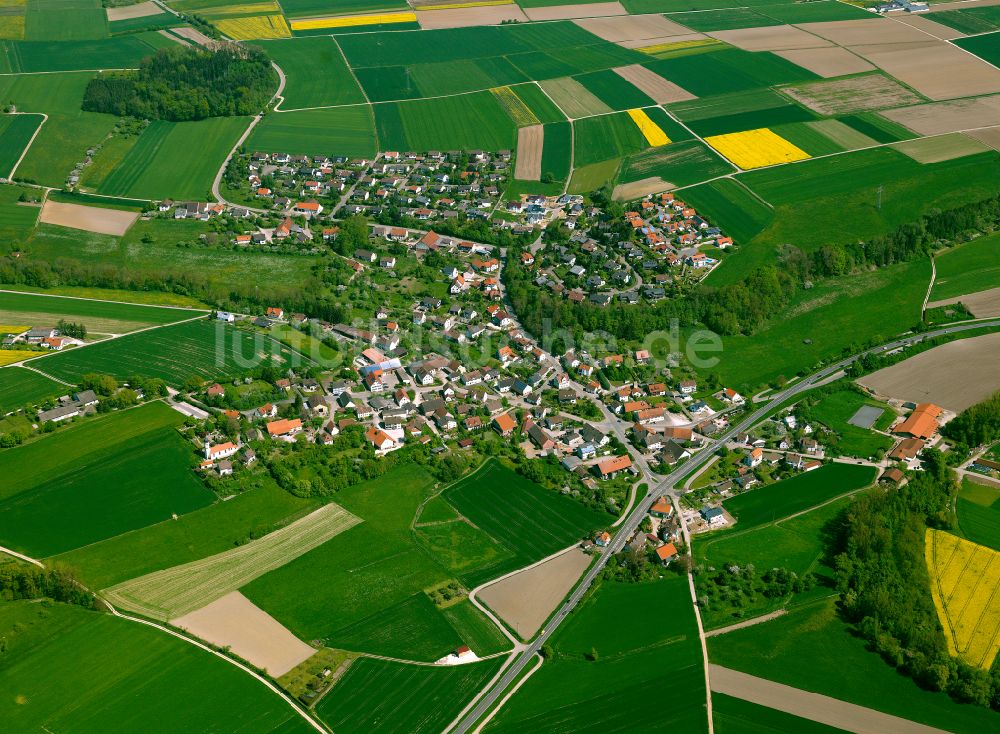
[290,11,416,30]
[628,108,669,147]
[492,86,539,127]
[705,128,810,170]
[103,503,362,621]
[926,528,1000,669]
[418,0,512,8]
[215,14,290,39]
[637,38,721,60]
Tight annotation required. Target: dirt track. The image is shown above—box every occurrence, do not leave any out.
[709,665,948,733]
[515,125,543,181]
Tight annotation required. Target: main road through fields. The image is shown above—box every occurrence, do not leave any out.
[449,318,1000,734]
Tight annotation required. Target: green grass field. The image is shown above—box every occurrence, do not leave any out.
[681,178,773,246]
[0,183,40,241]
[317,657,504,734]
[487,576,707,732]
[540,120,572,183]
[243,464,510,660]
[645,47,817,98]
[713,693,847,733]
[0,32,166,73]
[0,401,183,501]
[28,319,297,385]
[0,290,200,333]
[0,601,314,733]
[930,232,1000,301]
[260,37,366,109]
[956,478,1000,552]
[0,114,41,176]
[574,69,654,111]
[707,598,1000,734]
[0,365,64,413]
[376,92,517,152]
[52,478,318,589]
[99,117,250,200]
[511,82,566,124]
[0,426,213,557]
[569,157,621,194]
[710,258,932,390]
[249,106,377,157]
[24,0,107,41]
[721,463,875,531]
[934,6,1000,34]
[443,460,608,585]
[573,111,646,168]
[807,388,894,458]
[279,0,410,16]
[955,31,1000,67]
[619,139,734,189]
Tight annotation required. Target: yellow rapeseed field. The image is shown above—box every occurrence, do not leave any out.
[637,38,719,58]
[491,86,539,127]
[419,0,513,9]
[216,14,290,39]
[0,350,38,367]
[628,108,670,148]
[926,528,1000,669]
[0,325,29,334]
[290,12,416,30]
[705,128,810,169]
[203,1,281,16]
[0,0,26,7]
[0,15,24,40]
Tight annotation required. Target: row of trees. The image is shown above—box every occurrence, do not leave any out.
[833,450,1000,707]
[83,46,276,121]
[942,391,1000,450]
[0,566,95,609]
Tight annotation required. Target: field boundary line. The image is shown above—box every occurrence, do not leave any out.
[0,288,211,313]
[334,36,372,107]
[13,363,75,386]
[4,112,46,182]
[0,68,138,77]
[705,609,787,638]
[922,254,937,317]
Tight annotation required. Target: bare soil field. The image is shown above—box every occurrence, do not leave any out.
[172,591,316,677]
[170,26,215,47]
[525,1,626,21]
[892,132,991,163]
[965,125,1000,151]
[805,119,878,149]
[858,332,1000,412]
[103,503,361,621]
[477,547,591,639]
[514,124,543,180]
[774,46,875,77]
[851,40,1000,100]
[38,200,138,237]
[106,1,163,21]
[613,175,674,200]
[708,25,830,52]
[614,64,695,102]
[575,13,691,43]
[783,74,922,116]
[416,5,528,28]
[159,29,191,46]
[539,76,612,118]
[799,18,931,45]
[880,95,1000,136]
[889,14,967,40]
[927,287,1000,318]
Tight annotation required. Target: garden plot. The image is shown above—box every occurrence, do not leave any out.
[851,40,1000,100]
[707,25,830,52]
[892,133,991,163]
[774,46,874,77]
[574,13,691,43]
[540,76,612,118]
[172,591,316,677]
[514,124,543,180]
[524,1,626,21]
[103,503,361,620]
[415,4,527,28]
[782,74,922,116]
[38,200,138,236]
[106,1,162,21]
[879,95,1000,136]
[477,547,591,639]
[614,64,694,102]
[858,332,1000,412]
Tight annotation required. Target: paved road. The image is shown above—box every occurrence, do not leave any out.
[709,665,947,734]
[449,318,1000,733]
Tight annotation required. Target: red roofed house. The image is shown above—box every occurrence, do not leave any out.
[744,447,763,467]
[266,307,284,319]
[204,442,239,460]
[655,542,678,565]
[267,418,302,438]
[366,426,397,451]
[893,403,943,441]
[492,412,516,437]
[206,383,225,398]
[596,455,633,479]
